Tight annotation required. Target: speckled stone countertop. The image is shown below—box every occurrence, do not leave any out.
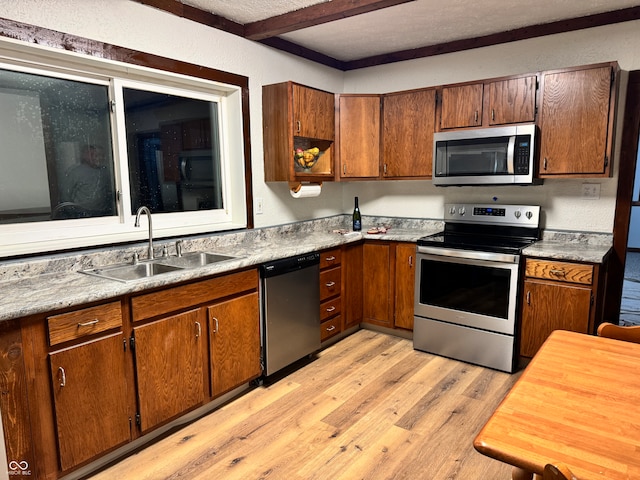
[0,216,612,323]
[0,215,441,322]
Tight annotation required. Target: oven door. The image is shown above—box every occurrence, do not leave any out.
[414,246,520,335]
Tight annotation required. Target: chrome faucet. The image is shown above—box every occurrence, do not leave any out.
[134,206,154,260]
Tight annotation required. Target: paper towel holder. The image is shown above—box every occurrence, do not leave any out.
[289,181,323,193]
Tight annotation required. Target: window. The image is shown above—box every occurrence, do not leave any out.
[0,41,248,258]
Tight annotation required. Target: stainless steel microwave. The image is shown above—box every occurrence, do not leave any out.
[432,124,538,186]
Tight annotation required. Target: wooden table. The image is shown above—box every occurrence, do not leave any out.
[474,330,640,480]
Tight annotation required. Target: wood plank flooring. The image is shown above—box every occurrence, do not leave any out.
[87,330,520,480]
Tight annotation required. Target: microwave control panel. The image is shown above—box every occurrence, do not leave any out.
[514,135,531,174]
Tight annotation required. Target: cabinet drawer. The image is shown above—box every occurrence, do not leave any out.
[48,301,122,346]
[320,267,341,301]
[320,248,342,270]
[321,315,342,342]
[320,296,342,322]
[525,259,593,285]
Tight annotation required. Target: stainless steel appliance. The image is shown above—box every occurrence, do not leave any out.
[414,203,540,372]
[260,253,321,376]
[433,124,538,186]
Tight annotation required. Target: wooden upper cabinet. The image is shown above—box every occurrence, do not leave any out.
[382,88,436,178]
[263,81,335,182]
[538,63,618,177]
[293,83,335,140]
[486,76,536,125]
[338,94,381,179]
[440,83,484,129]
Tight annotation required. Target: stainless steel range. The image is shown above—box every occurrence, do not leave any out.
[413,203,540,373]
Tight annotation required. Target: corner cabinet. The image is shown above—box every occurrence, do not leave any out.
[337,94,381,179]
[263,81,335,182]
[538,62,619,177]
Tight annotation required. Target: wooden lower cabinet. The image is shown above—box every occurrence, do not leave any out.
[394,243,416,329]
[363,241,416,330]
[343,242,363,329]
[49,333,130,471]
[133,308,206,433]
[208,292,261,397]
[520,258,598,357]
[319,248,343,341]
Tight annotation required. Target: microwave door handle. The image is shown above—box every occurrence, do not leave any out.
[506,135,516,174]
[180,157,188,181]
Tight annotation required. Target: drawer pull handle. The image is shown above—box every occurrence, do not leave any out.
[326,306,336,312]
[58,367,66,388]
[550,269,566,277]
[325,256,336,261]
[326,325,336,332]
[325,281,336,287]
[195,321,201,338]
[526,291,531,305]
[77,319,99,327]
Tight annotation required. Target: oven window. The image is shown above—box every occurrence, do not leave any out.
[419,257,511,319]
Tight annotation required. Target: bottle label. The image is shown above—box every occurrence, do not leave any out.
[353,219,361,231]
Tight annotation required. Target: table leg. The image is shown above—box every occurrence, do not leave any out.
[512,466,538,480]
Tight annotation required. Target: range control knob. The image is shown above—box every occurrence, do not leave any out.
[514,210,522,219]
[459,207,466,216]
[526,211,533,219]
[449,206,457,215]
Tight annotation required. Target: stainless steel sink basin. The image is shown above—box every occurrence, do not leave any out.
[82,261,184,283]
[80,251,237,282]
[160,252,236,268]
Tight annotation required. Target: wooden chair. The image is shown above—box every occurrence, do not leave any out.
[597,322,640,344]
[542,462,576,480]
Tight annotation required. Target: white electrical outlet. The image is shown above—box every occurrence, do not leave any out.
[256,197,263,214]
[581,183,601,200]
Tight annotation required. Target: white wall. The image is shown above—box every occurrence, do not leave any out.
[1,1,639,233]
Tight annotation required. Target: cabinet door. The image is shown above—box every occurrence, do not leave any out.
[133,309,205,433]
[382,89,436,178]
[539,65,613,176]
[343,243,363,329]
[487,76,536,125]
[363,243,393,327]
[293,84,335,140]
[339,95,380,178]
[520,279,592,357]
[49,333,130,471]
[440,83,483,129]
[394,243,416,330]
[209,292,261,397]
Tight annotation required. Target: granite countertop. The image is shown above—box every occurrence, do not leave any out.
[0,216,612,323]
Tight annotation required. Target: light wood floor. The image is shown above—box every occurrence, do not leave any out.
[88,329,519,480]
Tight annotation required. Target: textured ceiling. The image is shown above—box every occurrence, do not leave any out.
[180,0,640,63]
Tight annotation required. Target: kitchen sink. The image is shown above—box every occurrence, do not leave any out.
[82,262,184,282]
[80,251,237,282]
[159,252,236,268]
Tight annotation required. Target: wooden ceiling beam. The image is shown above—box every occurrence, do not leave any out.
[244,0,416,40]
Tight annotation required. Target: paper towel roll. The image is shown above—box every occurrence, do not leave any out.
[290,183,322,198]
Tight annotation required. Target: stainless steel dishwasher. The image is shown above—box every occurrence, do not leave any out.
[260,252,320,376]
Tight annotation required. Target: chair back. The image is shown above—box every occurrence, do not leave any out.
[597,322,640,344]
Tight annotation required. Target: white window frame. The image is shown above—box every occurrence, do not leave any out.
[0,38,247,258]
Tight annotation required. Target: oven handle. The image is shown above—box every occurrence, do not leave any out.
[416,245,519,264]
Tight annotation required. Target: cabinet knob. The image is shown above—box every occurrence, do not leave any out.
[325,281,336,288]
[325,256,336,261]
[408,255,413,267]
[526,291,531,305]
[212,317,219,333]
[195,321,201,338]
[326,306,336,312]
[474,110,479,123]
[491,109,495,121]
[326,325,336,332]
[550,269,566,277]
[296,120,301,133]
[543,157,548,170]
